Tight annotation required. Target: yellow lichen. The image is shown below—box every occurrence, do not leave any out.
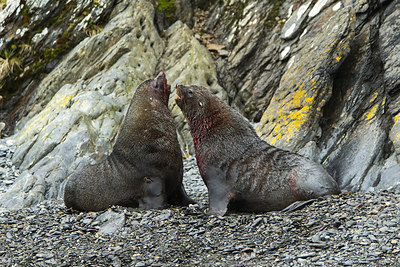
[270,133,282,145]
[395,114,400,123]
[263,82,318,147]
[369,92,378,103]
[365,104,378,121]
[20,93,76,139]
[393,114,400,145]
[292,83,306,107]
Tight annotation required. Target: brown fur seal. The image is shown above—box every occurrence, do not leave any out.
[175,85,340,216]
[64,73,195,211]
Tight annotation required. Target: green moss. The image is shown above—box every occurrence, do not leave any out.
[31,60,45,76]
[1,0,110,94]
[43,48,51,60]
[222,1,245,27]
[43,45,65,62]
[22,5,30,26]
[157,0,174,13]
[156,0,177,24]
[264,0,284,28]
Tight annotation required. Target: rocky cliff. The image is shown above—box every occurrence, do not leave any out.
[0,0,399,209]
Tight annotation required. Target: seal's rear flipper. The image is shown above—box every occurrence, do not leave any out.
[281,199,316,212]
[168,185,196,206]
[139,176,166,210]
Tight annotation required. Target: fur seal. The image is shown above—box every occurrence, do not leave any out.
[175,85,340,216]
[64,73,195,211]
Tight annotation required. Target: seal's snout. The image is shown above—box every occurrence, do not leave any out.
[175,84,185,104]
[156,72,165,79]
[154,72,165,88]
[153,72,171,105]
[175,84,184,109]
[156,72,166,84]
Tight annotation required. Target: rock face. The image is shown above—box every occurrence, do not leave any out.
[0,0,116,131]
[0,0,399,209]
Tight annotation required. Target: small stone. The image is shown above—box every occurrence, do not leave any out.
[206,43,225,51]
[251,218,263,227]
[36,253,54,259]
[368,234,377,242]
[217,49,229,57]
[154,210,172,221]
[298,252,317,258]
[82,218,92,224]
[342,261,353,266]
[333,221,342,228]
[379,226,389,232]
[309,242,328,249]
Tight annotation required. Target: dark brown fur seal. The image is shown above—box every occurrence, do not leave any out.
[175,85,339,216]
[64,73,194,211]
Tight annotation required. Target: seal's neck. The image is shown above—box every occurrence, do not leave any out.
[188,116,215,175]
[188,113,222,149]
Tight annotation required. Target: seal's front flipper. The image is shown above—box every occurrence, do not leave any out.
[208,191,229,216]
[204,166,230,216]
[281,199,316,212]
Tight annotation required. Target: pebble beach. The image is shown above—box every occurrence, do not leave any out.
[0,138,400,266]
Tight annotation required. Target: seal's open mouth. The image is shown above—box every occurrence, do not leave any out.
[154,72,171,105]
[175,84,184,108]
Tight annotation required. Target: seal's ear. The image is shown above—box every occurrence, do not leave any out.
[198,100,203,107]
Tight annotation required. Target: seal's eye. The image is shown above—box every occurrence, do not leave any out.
[198,100,203,107]
[187,89,193,96]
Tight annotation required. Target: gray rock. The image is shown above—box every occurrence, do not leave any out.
[1,0,227,209]
[257,6,355,151]
[281,0,312,40]
[0,0,116,132]
[379,1,400,95]
[97,210,126,235]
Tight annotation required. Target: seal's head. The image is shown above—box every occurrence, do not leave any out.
[150,72,171,106]
[175,85,215,122]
